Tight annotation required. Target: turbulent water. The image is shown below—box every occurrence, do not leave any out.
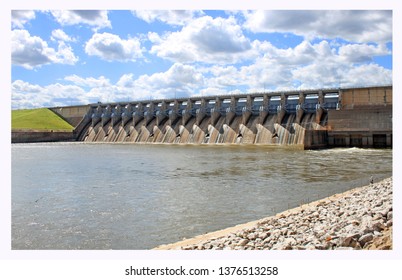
[11,143,392,250]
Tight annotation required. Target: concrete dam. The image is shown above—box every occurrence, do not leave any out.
[51,85,392,149]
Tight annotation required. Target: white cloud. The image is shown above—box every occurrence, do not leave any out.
[12,10,35,28]
[64,75,111,88]
[133,63,204,99]
[11,63,204,108]
[12,80,42,94]
[244,10,392,43]
[54,41,79,65]
[339,64,392,88]
[50,10,111,30]
[150,16,254,64]
[11,29,78,69]
[51,29,76,42]
[132,10,203,26]
[338,43,390,63]
[116,74,135,88]
[11,80,87,109]
[200,39,392,93]
[85,32,144,62]
[12,30,53,69]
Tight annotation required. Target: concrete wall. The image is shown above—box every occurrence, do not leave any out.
[327,105,392,148]
[12,131,76,143]
[50,105,89,127]
[341,86,392,109]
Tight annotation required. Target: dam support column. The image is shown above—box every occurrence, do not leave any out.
[145,102,155,126]
[259,94,269,124]
[132,103,144,127]
[168,100,180,126]
[277,93,286,124]
[91,105,102,127]
[211,97,222,126]
[296,92,305,124]
[242,95,252,125]
[196,99,207,125]
[156,101,168,126]
[111,104,122,127]
[183,99,194,126]
[122,104,133,126]
[226,97,236,125]
[101,105,112,127]
[316,91,324,124]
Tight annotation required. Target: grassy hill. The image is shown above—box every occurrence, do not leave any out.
[12,108,74,131]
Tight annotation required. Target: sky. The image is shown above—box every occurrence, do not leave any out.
[11,10,392,109]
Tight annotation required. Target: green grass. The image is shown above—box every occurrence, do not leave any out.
[12,108,74,131]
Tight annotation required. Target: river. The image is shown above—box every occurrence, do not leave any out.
[11,143,392,249]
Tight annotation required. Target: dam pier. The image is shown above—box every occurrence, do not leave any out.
[14,85,392,148]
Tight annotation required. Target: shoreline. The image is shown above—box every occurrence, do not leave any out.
[154,177,392,250]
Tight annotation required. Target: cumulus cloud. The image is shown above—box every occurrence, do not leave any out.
[244,10,392,43]
[343,64,392,87]
[133,63,204,98]
[132,10,203,26]
[150,16,254,64]
[11,63,204,108]
[51,29,76,42]
[12,29,78,69]
[12,10,36,28]
[64,75,111,88]
[338,43,390,63]
[85,32,144,62]
[50,10,111,30]
[200,39,392,93]
[11,80,87,109]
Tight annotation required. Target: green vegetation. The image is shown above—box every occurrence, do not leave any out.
[12,108,74,131]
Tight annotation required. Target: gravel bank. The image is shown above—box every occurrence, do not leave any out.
[155,177,392,250]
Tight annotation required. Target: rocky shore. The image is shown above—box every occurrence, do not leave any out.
[155,177,392,250]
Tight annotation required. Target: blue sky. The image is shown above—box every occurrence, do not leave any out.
[11,10,392,109]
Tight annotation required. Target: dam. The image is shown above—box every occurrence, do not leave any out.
[49,85,391,149]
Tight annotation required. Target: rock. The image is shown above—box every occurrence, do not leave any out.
[237,239,248,246]
[358,233,374,247]
[348,219,360,226]
[204,243,213,249]
[247,233,257,240]
[340,233,360,247]
[372,222,386,232]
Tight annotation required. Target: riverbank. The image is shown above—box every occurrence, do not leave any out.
[154,177,392,250]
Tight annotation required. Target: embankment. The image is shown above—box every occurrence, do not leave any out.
[154,177,392,250]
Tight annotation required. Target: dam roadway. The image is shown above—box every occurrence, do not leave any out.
[46,85,392,149]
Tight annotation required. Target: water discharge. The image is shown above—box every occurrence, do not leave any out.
[79,108,327,148]
[12,143,392,249]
